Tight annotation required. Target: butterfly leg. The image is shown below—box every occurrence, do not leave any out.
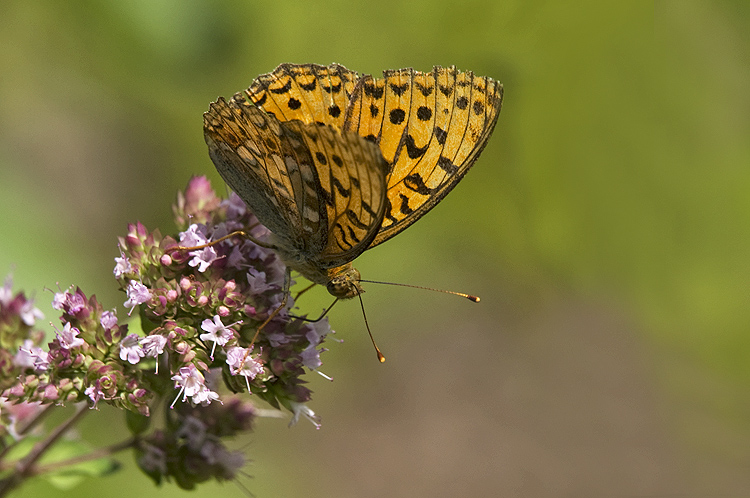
[293,282,317,301]
[289,297,339,323]
[288,279,338,321]
[165,227,277,255]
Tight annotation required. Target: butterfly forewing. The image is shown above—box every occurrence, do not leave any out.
[205,96,330,252]
[346,66,503,247]
[247,63,358,129]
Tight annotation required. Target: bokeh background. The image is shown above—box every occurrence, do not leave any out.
[2,1,749,496]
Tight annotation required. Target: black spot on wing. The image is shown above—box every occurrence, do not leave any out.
[333,224,353,249]
[435,126,447,145]
[398,193,413,215]
[332,176,350,197]
[253,92,267,106]
[437,156,458,175]
[364,83,384,99]
[404,173,434,195]
[345,209,369,229]
[473,100,485,115]
[270,79,292,94]
[415,82,434,96]
[417,106,432,121]
[404,134,428,159]
[389,108,405,125]
[389,82,409,96]
[300,79,317,91]
[347,226,361,244]
[321,82,342,93]
[320,186,334,206]
[384,198,398,224]
[362,200,377,219]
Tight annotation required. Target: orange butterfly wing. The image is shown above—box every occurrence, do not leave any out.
[345,66,503,247]
[246,63,358,129]
[211,63,502,260]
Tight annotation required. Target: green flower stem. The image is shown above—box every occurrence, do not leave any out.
[32,437,137,475]
[0,404,54,462]
[0,402,88,497]
[15,404,55,438]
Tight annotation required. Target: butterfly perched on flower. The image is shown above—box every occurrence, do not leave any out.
[204,63,502,304]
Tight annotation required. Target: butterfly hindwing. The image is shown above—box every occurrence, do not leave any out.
[204,91,389,275]
[283,120,389,266]
[204,94,328,254]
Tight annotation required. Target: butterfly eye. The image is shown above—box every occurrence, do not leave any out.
[326,267,363,299]
[325,279,348,298]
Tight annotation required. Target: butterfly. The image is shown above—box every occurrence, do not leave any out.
[203,63,502,308]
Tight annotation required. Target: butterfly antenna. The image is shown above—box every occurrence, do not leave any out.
[358,279,480,303]
[356,292,385,363]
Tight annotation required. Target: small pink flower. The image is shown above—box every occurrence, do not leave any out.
[100,310,118,330]
[226,346,265,391]
[289,402,321,430]
[170,364,206,408]
[124,281,152,315]
[192,385,221,406]
[188,246,218,273]
[85,385,105,408]
[19,300,44,326]
[57,323,84,349]
[113,250,133,278]
[119,334,145,364]
[199,315,240,359]
[16,340,46,371]
[140,335,167,373]
[179,224,208,248]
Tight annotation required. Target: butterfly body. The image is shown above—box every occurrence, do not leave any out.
[204,63,502,299]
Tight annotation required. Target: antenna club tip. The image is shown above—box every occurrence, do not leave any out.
[377,353,386,363]
[469,295,480,303]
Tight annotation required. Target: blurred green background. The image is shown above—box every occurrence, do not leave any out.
[1,0,749,496]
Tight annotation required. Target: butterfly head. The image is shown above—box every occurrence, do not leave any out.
[326,265,364,299]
